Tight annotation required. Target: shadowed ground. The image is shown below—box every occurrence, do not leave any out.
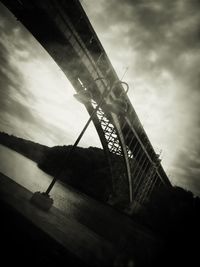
[0,172,161,266]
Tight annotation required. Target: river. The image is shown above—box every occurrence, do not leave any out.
[0,144,153,249]
[0,144,82,214]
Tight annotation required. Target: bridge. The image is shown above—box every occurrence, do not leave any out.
[1,0,171,211]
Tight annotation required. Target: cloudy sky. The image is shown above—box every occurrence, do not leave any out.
[0,1,101,148]
[0,0,200,195]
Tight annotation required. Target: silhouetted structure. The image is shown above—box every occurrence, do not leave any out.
[1,0,171,211]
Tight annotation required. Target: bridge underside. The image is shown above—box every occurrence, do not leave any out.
[1,0,171,210]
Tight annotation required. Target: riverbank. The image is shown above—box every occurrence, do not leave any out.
[0,132,112,202]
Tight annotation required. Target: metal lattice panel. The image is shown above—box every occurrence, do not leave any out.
[90,100,130,204]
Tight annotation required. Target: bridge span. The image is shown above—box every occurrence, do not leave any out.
[1,0,171,210]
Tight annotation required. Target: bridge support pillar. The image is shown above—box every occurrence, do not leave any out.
[30,192,53,211]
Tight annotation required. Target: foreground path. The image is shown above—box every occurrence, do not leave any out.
[0,172,161,266]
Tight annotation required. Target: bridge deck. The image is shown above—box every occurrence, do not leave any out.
[0,173,161,266]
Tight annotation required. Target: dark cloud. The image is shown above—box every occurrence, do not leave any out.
[0,40,34,107]
[86,0,200,75]
[0,2,34,46]
[0,37,34,122]
[0,3,47,138]
[172,146,200,195]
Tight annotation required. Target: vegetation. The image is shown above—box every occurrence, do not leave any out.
[0,131,48,163]
[38,145,112,201]
[0,132,112,201]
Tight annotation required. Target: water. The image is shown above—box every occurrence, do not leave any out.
[0,144,81,213]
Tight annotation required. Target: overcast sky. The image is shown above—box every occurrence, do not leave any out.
[0,1,101,148]
[0,0,199,195]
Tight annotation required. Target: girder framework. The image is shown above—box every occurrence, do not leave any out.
[89,99,130,204]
